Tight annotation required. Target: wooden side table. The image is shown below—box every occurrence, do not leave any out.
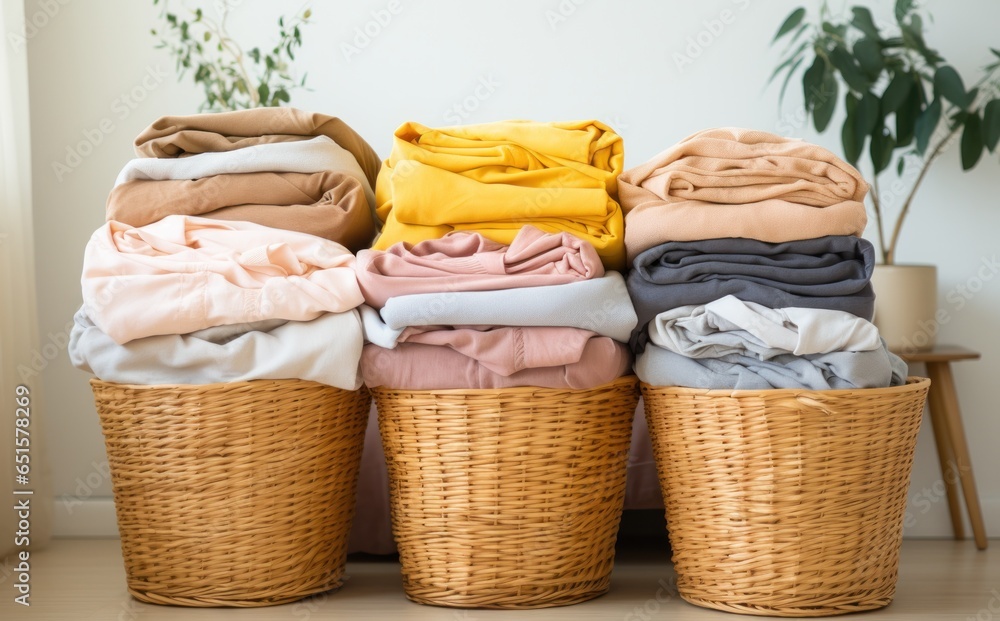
[895,345,988,550]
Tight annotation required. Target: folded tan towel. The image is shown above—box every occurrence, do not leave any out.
[106,171,376,252]
[620,127,868,263]
[133,107,381,190]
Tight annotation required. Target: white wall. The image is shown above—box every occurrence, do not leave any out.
[24,0,1000,538]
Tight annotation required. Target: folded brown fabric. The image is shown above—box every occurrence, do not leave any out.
[133,107,381,189]
[361,339,632,390]
[619,127,869,263]
[106,171,376,252]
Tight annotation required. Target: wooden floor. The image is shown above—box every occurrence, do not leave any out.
[1,539,996,619]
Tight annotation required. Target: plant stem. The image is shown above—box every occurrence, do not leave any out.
[870,171,888,261]
[203,6,258,106]
[884,123,961,265]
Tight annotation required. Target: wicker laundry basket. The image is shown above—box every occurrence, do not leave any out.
[90,379,370,607]
[372,375,639,609]
[641,376,930,617]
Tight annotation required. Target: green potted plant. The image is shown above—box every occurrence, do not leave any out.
[151,0,312,111]
[769,0,1000,350]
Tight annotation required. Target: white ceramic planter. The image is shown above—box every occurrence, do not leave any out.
[870,264,938,352]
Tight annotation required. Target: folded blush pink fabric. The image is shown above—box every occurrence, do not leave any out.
[360,339,631,390]
[356,226,604,308]
[106,171,376,252]
[394,325,603,376]
[619,127,869,263]
[82,214,363,344]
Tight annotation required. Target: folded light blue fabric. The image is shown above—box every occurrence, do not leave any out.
[635,339,906,390]
[377,272,638,343]
[648,295,883,359]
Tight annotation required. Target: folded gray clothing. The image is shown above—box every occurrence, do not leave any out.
[634,339,907,390]
[649,295,882,360]
[378,272,638,343]
[627,236,876,352]
[69,306,363,389]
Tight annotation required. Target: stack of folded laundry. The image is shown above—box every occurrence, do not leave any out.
[358,225,638,390]
[372,119,628,270]
[70,108,380,389]
[621,127,907,390]
[108,107,380,252]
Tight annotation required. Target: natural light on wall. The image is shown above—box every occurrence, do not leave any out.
[0,0,51,558]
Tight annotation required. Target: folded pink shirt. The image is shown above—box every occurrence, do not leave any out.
[361,339,631,390]
[395,325,602,376]
[82,215,363,344]
[356,226,604,308]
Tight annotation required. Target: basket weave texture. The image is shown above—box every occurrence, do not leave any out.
[642,376,930,617]
[90,378,370,607]
[372,376,639,609]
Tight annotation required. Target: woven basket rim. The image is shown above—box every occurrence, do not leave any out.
[369,374,638,397]
[640,375,928,398]
[88,377,344,391]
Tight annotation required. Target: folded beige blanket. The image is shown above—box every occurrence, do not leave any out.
[106,171,376,253]
[620,127,869,263]
[133,107,381,190]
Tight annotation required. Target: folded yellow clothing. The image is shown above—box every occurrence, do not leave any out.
[374,120,626,270]
[619,127,869,263]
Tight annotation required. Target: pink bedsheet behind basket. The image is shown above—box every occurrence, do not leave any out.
[346,399,660,554]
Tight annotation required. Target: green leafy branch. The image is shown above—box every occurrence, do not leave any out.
[770,0,1000,264]
[151,0,312,112]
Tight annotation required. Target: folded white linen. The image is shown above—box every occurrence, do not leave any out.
[359,304,404,348]
[114,135,376,211]
[69,307,364,389]
[375,272,638,343]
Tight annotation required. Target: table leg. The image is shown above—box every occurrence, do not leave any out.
[935,363,989,550]
[924,363,965,541]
